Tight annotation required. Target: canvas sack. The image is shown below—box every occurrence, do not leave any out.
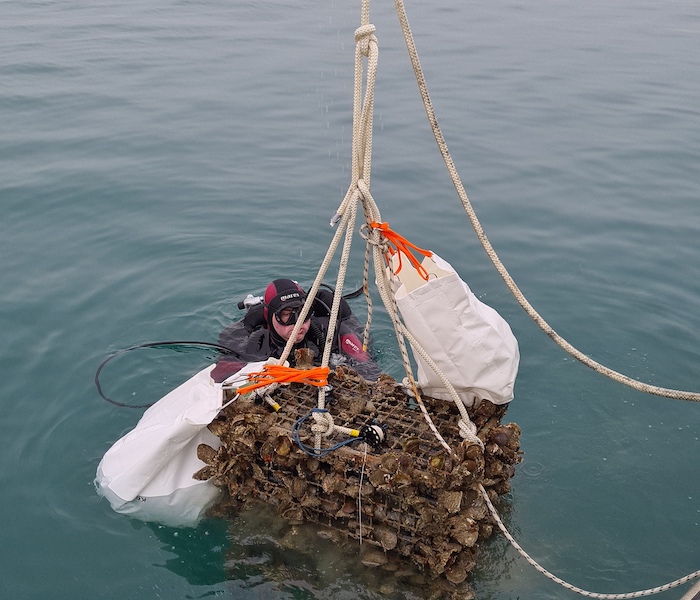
[389,252,519,406]
[95,360,268,527]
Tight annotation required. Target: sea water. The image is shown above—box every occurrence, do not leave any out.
[1,1,698,598]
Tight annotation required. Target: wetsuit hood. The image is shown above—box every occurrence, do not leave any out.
[263,278,306,326]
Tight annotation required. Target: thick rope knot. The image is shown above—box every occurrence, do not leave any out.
[354,23,377,56]
[399,376,416,398]
[311,409,335,438]
[369,221,433,280]
[459,418,483,448]
[359,221,391,256]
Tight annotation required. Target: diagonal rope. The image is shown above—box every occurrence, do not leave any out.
[392,0,700,403]
[387,0,700,596]
[480,484,700,598]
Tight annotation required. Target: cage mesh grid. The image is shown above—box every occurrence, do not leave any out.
[198,365,521,584]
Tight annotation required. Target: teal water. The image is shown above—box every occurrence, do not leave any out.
[2,1,699,598]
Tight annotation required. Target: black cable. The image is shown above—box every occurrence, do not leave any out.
[292,409,361,457]
[321,282,365,300]
[98,284,366,409]
[291,409,387,457]
[94,341,238,409]
[342,284,366,300]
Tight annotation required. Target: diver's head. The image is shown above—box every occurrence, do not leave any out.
[263,278,310,342]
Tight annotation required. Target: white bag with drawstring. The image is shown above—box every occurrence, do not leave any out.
[388,252,519,407]
[95,360,269,527]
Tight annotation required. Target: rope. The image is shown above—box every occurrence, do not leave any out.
[278,200,354,368]
[326,0,485,453]
[391,0,700,403]
[311,410,336,437]
[680,579,700,600]
[358,443,369,544]
[234,364,329,395]
[359,187,480,451]
[292,409,364,458]
[383,0,700,593]
[480,484,700,598]
[360,208,483,448]
[271,0,380,454]
[368,221,433,280]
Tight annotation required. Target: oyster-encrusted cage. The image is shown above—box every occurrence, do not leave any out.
[197,365,522,584]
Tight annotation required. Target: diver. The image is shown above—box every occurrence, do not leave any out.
[217,278,381,381]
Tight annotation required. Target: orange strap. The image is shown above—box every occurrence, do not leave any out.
[236,364,330,395]
[369,221,433,281]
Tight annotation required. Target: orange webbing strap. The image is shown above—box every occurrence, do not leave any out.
[369,221,433,281]
[235,365,330,395]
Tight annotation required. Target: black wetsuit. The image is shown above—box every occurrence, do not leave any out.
[217,290,381,381]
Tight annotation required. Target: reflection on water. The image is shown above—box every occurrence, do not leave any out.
[207,499,520,599]
[146,520,228,586]
[216,503,479,599]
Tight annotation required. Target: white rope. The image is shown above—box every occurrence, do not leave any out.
[310,409,358,439]
[680,579,700,600]
[391,0,700,403]
[358,443,368,545]
[328,0,482,454]
[219,392,239,411]
[458,417,478,441]
[384,0,700,595]
[280,0,378,454]
[480,484,700,598]
[307,2,381,452]
[356,180,483,449]
[362,198,460,455]
[311,410,336,437]
[278,200,354,367]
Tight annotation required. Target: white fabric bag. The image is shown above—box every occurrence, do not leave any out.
[95,360,269,527]
[389,252,519,406]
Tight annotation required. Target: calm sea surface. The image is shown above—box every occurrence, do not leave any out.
[1,1,699,598]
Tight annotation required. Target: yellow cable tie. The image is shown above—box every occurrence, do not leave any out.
[349,429,361,437]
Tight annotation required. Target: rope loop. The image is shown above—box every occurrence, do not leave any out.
[354,23,377,56]
[311,408,336,437]
[369,221,433,280]
[458,418,481,446]
[358,222,390,256]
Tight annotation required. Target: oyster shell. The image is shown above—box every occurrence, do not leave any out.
[372,525,398,550]
[196,443,218,465]
[274,434,293,457]
[448,516,478,547]
[439,490,463,514]
[360,548,388,568]
[294,348,315,369]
